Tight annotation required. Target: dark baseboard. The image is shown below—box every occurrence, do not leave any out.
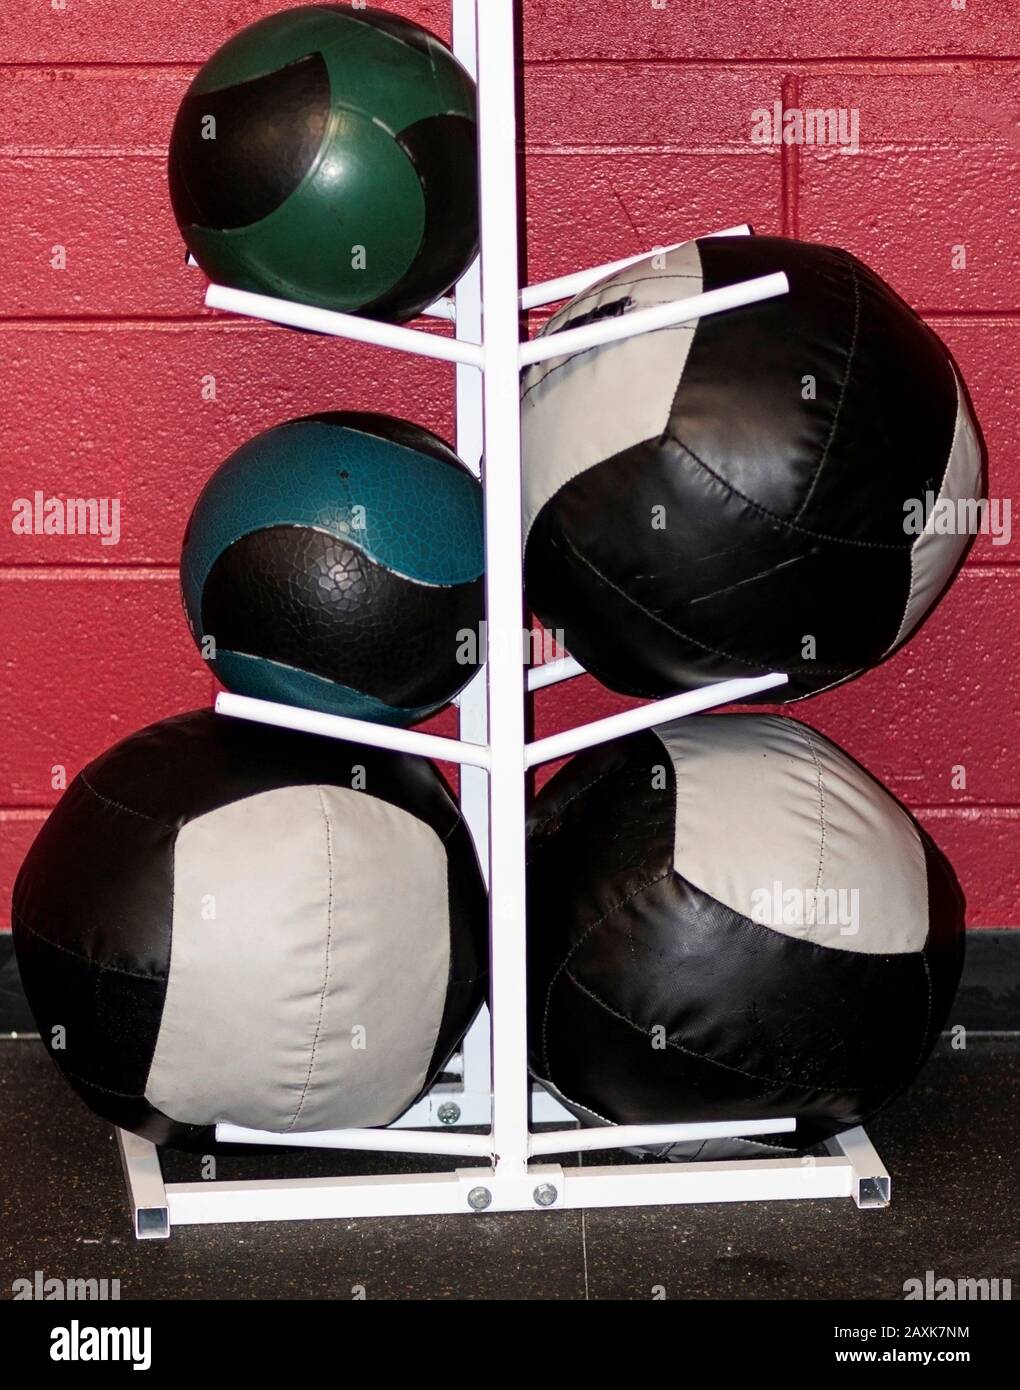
[0,932,36,1034]
[0,928,1017,1036]
[951,929,1020,1032]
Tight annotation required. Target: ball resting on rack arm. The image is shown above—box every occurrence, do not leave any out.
[180,412,485,728]
[521,234,984,702]
[526,712,965,1159]
[169,6,479,323]
[12,711,488,1148]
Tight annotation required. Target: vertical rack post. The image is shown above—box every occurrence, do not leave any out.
[475,0,530,1178]
[451,0,491,1101]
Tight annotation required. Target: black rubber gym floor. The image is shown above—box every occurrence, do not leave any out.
[0,1035,1016,1301]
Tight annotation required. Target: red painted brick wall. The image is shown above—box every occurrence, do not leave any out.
[1,1,1018,928]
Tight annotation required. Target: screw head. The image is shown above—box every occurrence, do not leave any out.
[437,1101,461,1126]
[467,1186,493,1212]
[533,1182,558,1207]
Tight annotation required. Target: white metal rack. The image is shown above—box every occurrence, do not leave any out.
[118,0,890,1238]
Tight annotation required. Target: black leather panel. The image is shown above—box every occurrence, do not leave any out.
[362,113,478,322]
[526,435,909,699]
[538,869,939,1146]
[9,921,208,1147]
[12,775,176,982]
[11,905,166,1099]
[169,54,331,231]
[55,709,471,842]
[539,972,891,1146]
[681,236,959,543]
[527,730,677,1074]
[419,822,489,1089]
[202,525,483,707]
[918,824,967,1050]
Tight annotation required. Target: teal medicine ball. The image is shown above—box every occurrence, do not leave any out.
[180,413,485,726]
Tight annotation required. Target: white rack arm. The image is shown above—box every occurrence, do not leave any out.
[520,271,790,368]
[525,672,788,768]
[529,1116,795,1157]
[204,283,484,367]
[520,222,751,310]
[215,691,490,769]
[527,655,586,691]
[217,1123,494,1159]
[190,253,456,322]
[216,1115,796,1160]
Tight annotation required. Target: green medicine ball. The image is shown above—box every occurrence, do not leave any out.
[168,6,478,322]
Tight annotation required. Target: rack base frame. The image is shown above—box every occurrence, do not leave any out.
[117,1125,890,1240]
[115,0,893,1240]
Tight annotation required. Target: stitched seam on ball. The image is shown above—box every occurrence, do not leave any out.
[11,909,168,981]
[286,788,336,1132]
[778,668,866,703]
[667,435,905,550]
[561,964,885,1093]
[57,1064,147,1099]
[792,257,862,524]
[796,724,828,933]
[540,866,674,1083]
[527,764,629,839]
[916,950,935,1074]
[652,1136,798,1158]
[552,528,859,675]
[534,1077,615,1126]
[78,773,177,830]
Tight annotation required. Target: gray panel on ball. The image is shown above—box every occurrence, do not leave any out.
[521,239,703,540]
[888,374,983,651]
[146,785,451,1131]
[653,715,928,954]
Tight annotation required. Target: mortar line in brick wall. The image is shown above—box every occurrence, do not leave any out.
[2,56,1020,72]
[918,309,1020,321]
[525,142,1010,154]
[0,566,178,581]
[519,56,1020,70]
[542,57,1020,73]
[0,149,171,158]
[0,62,205,72]
[0,315,216,328]
[2,140,1015,158]
[0,315,452,334]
